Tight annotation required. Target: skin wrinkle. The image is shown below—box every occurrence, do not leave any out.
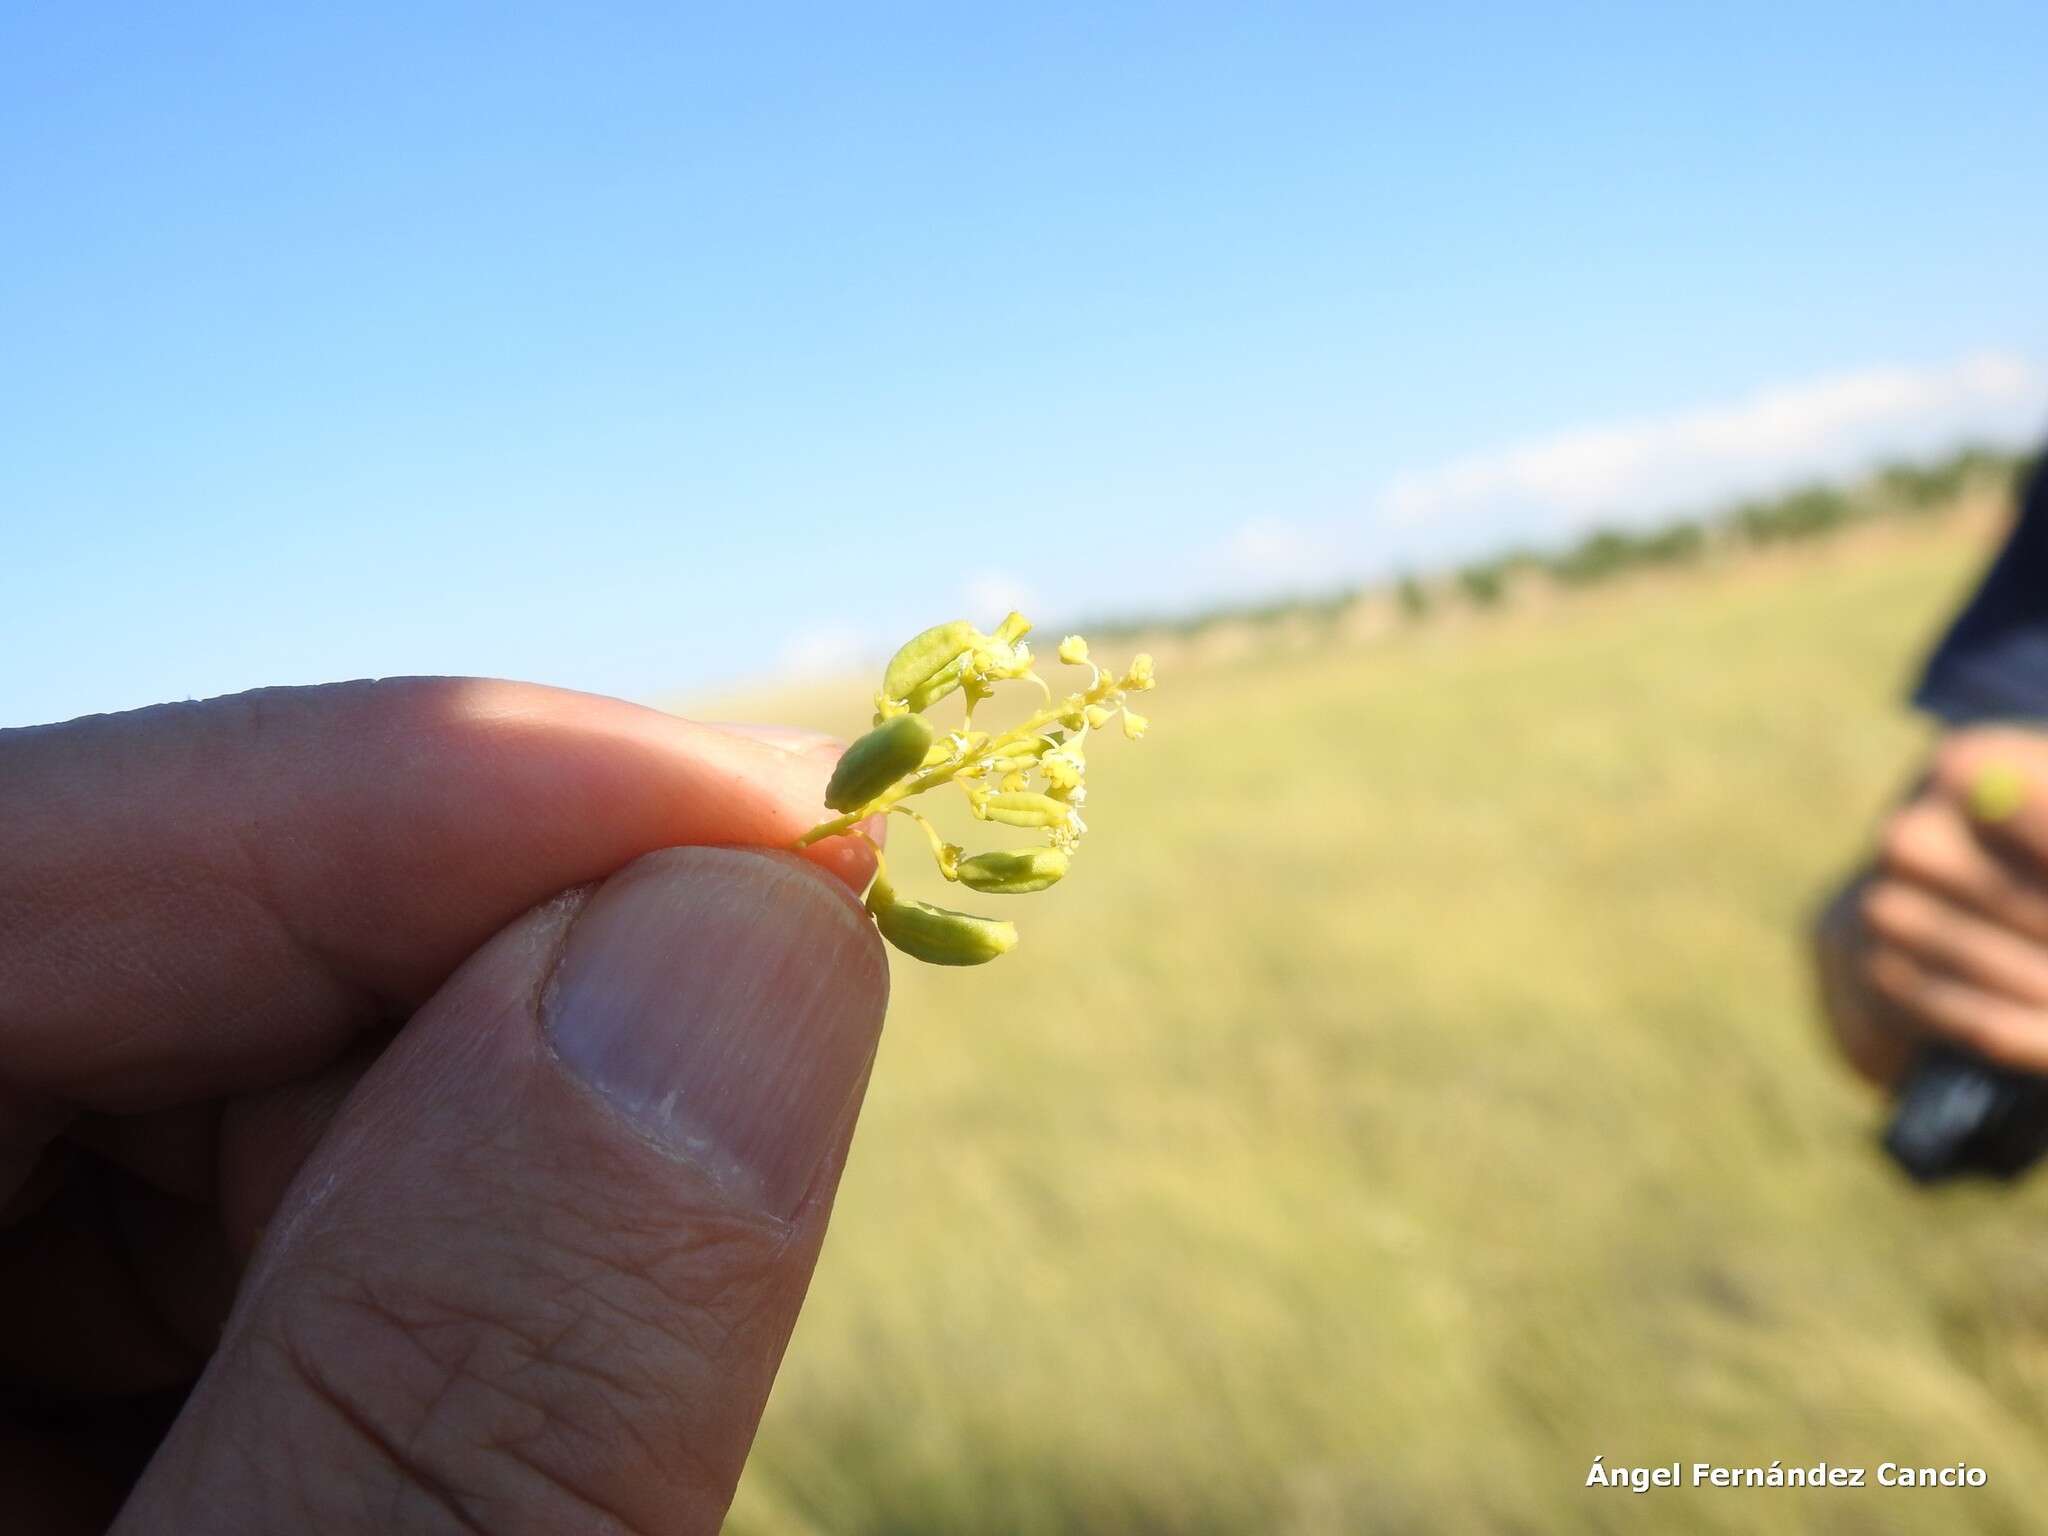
[277,1255,703,1534]
[355,1260,655,1432]
[316,1271,633,1472]
[43,1031,848,1529]
[389,1337,508,1504]
[485,1432,651,1536]
[462,1304,683,1499]
[248,1101,779,1514]
[276,1284,540,1531]
[498,1309,635,1406]
[386,1335,665,1536]
[263,1325,496,1536]
[413,1076,795,1362]
[461,1354,668,1534]
[521,1230,738,1357]
[510,1184,776,1381]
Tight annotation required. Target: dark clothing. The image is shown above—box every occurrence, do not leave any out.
[1915,459,2048,724]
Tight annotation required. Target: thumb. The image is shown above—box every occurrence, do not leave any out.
[118,847,889,1536]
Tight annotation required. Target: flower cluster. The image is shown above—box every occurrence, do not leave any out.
[795,612,1156,964]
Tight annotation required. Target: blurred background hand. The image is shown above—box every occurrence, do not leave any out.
[0,678,885,1535]
[1816,729,2048,1086]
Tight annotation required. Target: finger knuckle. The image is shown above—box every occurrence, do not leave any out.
[1857,880,1922,944]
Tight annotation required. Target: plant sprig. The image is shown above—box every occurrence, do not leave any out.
[795,612,1155,965]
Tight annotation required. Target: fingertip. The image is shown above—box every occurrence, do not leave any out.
[701,721,842,755]
[690,725,885,894]
[801,831,882,892]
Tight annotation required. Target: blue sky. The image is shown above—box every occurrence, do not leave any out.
[5,2,2047,726]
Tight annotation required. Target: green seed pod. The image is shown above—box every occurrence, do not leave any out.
[981,733,1058,773]
[904,655,971,714]
[882,621,980,707]
[866,879,1018,965]
[956,847,1069,894]
[824,713,935,812]
[977,790,1070,828]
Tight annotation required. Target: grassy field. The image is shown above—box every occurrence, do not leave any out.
[716,513,2048,1535]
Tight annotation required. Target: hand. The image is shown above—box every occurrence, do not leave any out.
[1817,727,2048,1086]
[0,678,889,1535]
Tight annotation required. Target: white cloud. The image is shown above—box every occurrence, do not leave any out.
[961,569,1040,621]
[1377,350,2048,535]
[1202,516,1336,589]
[776,623,873,680]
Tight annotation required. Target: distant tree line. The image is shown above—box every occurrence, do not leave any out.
[1086,443,2032,637]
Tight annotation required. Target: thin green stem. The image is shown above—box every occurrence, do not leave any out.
[888,804,959,876]
[853,826,887,896]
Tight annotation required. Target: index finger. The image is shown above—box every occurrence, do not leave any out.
[0,677,875,1110]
